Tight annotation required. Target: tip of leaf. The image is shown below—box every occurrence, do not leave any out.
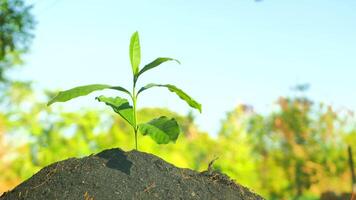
[95,96,102,101]
[174,59,181,65]
[132,31,139,37]
[196,104,202,113]
[47,99,56,106]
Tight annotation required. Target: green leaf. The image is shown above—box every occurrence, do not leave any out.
[139,116,180,144]
[96,95,135,126]
[47,84,130,106]
[129,31,141,76]
[110,86,132,95]
[137,83,156,94]
[138,84,202,113]
[137,57,180,78]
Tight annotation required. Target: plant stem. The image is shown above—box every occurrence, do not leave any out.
[134,129,138,150]
[132,81,138,150]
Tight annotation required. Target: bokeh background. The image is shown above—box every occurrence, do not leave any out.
[1,0,355,199]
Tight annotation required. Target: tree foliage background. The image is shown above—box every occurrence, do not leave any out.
[0,1,355,199]
[0,0,34,83]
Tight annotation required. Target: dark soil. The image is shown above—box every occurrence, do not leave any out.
[1,148,264,200]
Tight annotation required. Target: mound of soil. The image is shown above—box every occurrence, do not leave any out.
[1,148,264,200]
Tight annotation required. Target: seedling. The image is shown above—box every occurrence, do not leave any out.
[47,31,201,150]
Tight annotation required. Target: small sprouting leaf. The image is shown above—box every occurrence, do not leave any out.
[96,95,135,126]
[129,31,141,76]
[139,116,180,144]
[138,84,202,113]
[47,84,130,106]
[137,57,180,78]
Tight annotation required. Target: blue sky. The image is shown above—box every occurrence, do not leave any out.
[18,0,356,134]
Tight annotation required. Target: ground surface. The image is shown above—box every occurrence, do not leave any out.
[1,148,264,200]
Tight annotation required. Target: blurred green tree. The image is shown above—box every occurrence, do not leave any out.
[245,95,354,199]
[0,0,35,83]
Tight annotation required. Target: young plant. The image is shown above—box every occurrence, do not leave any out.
[47,31,201,150]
